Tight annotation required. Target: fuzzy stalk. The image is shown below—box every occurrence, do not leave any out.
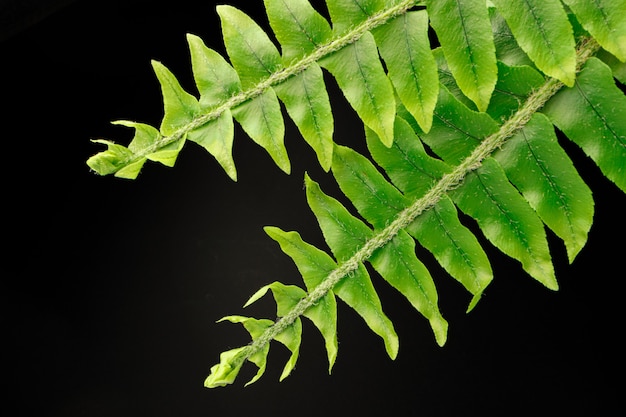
[208,37,601,386]
[110,0,424,171]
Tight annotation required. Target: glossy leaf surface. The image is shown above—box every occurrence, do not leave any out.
[187,33,242,108]
[326,0,387,34]
[452,158,557,289]
[321,32,396,146]
[562,0,626,62]
[490,0,576,86]
[373,10,438,132]
[264,0,332,63]
[231,89,290,173]
[274,64,334,171]
[152,61,200,136]
[495,113,594,262]
[217,5,282,86]
[306,176,399,359]
[366,118,492,310]
[425,0,497,111]
[331,145,447,343]
[263,227,339,371]
[543,58,626,193]
[423,85,500,164]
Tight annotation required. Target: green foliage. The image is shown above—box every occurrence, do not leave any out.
[86,0,626,388]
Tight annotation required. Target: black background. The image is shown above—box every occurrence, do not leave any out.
[2,1,624,416]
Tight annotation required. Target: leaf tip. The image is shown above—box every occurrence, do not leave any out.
[204,347,247,388]
[432,316,448,347]
[185,32,200,43]
[280,161,292,175]
[466,292,484,313]
[150,59,164,71]
[545,279,559,292]
[243,285,271,308]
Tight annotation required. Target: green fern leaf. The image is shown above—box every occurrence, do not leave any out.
[274,64,335,171]
[263,0,332,63]
[326,0,388,35]
[264,0,335,169]
[425,0,497,112]
[263,226,339,371]
[422,84,500,164]
[486,62,545,121]
[561,0,626,62]
[217,315,273,386]
[452,158,557,289]
[204,347,248,388]
[490,0,577,86]
[217,5,282,87]
[108,119,185,171]
[489,6,533,67]
[87,139,143,179]
[305,175,399,358]
[366,117,493,311]
[244,282,304,381]
[85,0,624,181]
[369,229,448,345]
[82,0,626,390]
[332,144,410,229]
[186,34,239,179]
[321,31,396,146]
[597,49,626,84]
[208,44,618,386]
[217,5,290,173]
[186,33,242,108]
[331,145,448,344]
[187,111,237,181]
[373,10,438,133]
[87,1,422,179]
[141,138,186,168]
[273,316,302,381]
[231,88,290,173]
[495,113,594,263]
[365,116,450,198]
[152,60,201,135]
[543,57,626,193]
[87,121,160,179]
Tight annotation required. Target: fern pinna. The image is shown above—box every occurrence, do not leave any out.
[86,0,626,387]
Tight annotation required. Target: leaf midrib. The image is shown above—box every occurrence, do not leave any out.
[518,128,576,240]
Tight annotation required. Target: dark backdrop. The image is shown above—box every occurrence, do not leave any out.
[2,1,623,416]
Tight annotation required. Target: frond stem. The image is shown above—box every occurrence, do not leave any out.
[227,36,600,373]
[113,0,424,170]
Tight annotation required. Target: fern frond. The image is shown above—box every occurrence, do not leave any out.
[87,0,423,179]
[204,36,626,387]
[84,0,626,389]
[85,0,625,180]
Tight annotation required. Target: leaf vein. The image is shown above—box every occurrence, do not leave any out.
[519,128,576,239]
[573,79,626,149]
[432,203,481,286]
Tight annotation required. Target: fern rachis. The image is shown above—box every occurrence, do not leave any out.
[85,0,626,387]
[205,37,601,387]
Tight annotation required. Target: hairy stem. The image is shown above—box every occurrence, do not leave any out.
[223,37,600,375]
[112,0,424,170]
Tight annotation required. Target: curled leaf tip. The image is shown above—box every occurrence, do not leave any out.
[204,347,247,388]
